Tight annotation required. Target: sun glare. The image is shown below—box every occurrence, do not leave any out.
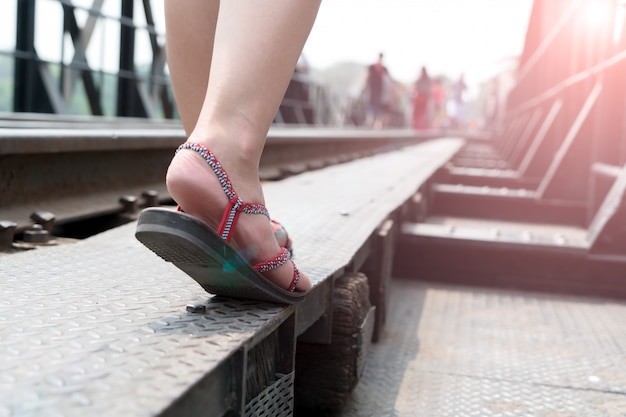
[614,0,626,44]
[584,2,612,27]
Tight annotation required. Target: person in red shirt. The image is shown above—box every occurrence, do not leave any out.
[364,53,391,128]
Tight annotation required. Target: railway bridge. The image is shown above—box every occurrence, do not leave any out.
[1,1,626,416]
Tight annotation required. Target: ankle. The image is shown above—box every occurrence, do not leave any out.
[167,138,265,208]
[188,116,266,166]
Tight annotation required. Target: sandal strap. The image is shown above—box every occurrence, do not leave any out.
[176,142,270,242]
[253,247,301,292]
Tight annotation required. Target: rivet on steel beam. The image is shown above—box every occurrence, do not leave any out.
[142,190,159,207]
[23,224,50,243]
[119,195,138,213]
[0,220,18,250]
[30,210,56,232]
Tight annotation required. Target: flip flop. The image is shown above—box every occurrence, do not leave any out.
[135,142,306,304]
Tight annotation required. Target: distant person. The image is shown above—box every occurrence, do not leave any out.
[364,53,391,128]
[484,80,500,131]
[380,68,394,127]
[411,66,431,129]
[448,73,467,128]
[430,78,445,128]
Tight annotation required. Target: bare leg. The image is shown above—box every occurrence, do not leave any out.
[164,0,218,135]
[165,0,320,291]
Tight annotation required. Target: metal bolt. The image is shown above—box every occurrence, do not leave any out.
[0,220,17,250]
[23,224,50,243]
[142,190,159,207]
[119,195,138,213]
[30,210,56,232]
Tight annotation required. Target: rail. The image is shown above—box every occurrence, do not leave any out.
[0,115,443,249]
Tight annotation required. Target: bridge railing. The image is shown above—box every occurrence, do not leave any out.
[1,0,174,118]
[498,0,626,225]
[0,0,338,126]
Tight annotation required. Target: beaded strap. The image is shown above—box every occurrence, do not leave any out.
[176,142,270,242]
[253,247,301,292]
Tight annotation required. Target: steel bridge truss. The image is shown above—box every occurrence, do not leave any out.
[10,0,173,118]
[4,0,334,125]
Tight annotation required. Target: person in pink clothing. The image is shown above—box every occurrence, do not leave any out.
[430,78,445,128]
[411,67,432,129]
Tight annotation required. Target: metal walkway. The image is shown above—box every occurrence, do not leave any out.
[0,139,463,417]
[331,279,626,417]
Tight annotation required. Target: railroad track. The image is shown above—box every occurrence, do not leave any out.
[0,114,450,249]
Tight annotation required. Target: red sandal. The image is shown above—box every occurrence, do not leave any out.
[135,142,306,304]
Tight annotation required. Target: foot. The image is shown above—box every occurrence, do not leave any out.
[271,220,293,253]
[165,140,311,293]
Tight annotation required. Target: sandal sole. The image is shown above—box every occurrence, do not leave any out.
[135,207,306,304]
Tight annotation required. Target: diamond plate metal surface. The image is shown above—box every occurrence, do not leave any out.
[0,139,464,416]
[245,372,294,417]
[263,139,464,288]
[338,280,626,417]
[0,227,289,417]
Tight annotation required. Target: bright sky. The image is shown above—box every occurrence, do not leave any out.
[303,0,534,87]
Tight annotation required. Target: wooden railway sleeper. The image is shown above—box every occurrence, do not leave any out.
[293,212,401,411]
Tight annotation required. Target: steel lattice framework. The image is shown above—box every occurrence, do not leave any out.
[1,0,332,124]
[6,0,173,118]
